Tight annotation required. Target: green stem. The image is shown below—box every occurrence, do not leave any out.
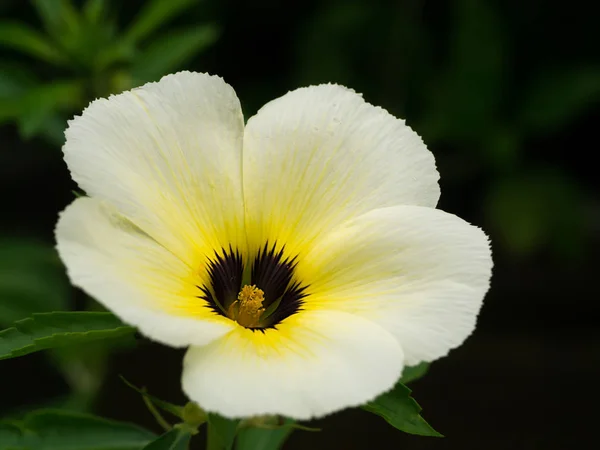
[142,395,172,431]
[206,423,224,450]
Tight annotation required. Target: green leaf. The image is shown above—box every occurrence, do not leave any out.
[0,312,136,361]
[32,0,81,37]
[142,428,191,450]
[400,362,430,384]
[484,170,585,258]
[131,25,219,85]
[0,21,67,64]
[236,419,294,450]
[15,80,84,139]
[124,0,198,44]
[207,414,240,450]
[83,0,108,24]
[421,0,506,143]
[362,382,442,437]
[0,63,37,98]
[0,239,68,327]
[0,409,156,449]
[519,67,600,132]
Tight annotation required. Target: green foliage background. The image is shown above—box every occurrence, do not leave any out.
[0,0,598,449]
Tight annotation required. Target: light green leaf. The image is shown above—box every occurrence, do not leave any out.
[0,21,67,64]
[207,414,240,450]
[0,312,136,361]
[131,25,219,85]
[124,0,198,44]
[362,381,442,437]
[0,409,156,449]
[519,67,600,132]
[400,362,430,384]
[0,239,68,327]
[142,428,191,450]
[236,419,294,450]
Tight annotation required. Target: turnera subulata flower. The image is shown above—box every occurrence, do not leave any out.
[56,72,492,419]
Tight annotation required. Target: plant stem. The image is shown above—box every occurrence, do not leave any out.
[206,422,224,450]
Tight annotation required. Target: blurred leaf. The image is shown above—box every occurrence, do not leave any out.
[36,114,68,146]
[142,428,191,450]
[400,362,430,384]
[0,239,67,327]
[0,312,136,361]
[83,0,107,24]
[296,0,370,80]
[0,21,67,65]
[0,409,155,449]
[32,0,81,37]
[207,414,239,450]
[362,381,442,437]
[124,0,198,44]
[95,40,136,72]
[236,419,295,450]
[485,170,586,258]
[16,80,84,139]
[422,0,506,143]
[0,63,37,98]
[131,25,219,85]
[519,67,600,132]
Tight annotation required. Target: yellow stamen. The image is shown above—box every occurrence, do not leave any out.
[228,285,265,328]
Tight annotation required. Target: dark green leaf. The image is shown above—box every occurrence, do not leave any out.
[131,25,219,85]
[32,0,81,36]
[124,0,198,44]
[15,80,83,139]
[519,67,600,132]
[363,382,442,437]
[236,419,294,450]
[400,363,430,384]
[0,21,67,64]
[421,0,506,143]
[0,312,136,361]
[207,414,239,450]
[0,409,156,449]
[83,0,108,24]
[142,428,191,450]
[0,63,37,98]
[484,170,585,258]
[0,239,68,327]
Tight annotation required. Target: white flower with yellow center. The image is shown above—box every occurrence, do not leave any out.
[55,72,492,420]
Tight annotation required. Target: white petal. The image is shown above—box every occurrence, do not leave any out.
[63,71,245,264]
[182,310,403,419]
[56,197,234,347]
[242,84,439,254]
[297,206,492,365]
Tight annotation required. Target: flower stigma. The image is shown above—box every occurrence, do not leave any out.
[228,284,265,328]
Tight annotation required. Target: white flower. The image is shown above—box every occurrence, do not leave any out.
[55,72,492,420]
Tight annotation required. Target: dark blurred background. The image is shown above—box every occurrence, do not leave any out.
[1,0,599,449]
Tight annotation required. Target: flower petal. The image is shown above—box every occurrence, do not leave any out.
[56,197,234,347]
[297,206,492,365]
[242,84,439,255]
[63,71,246,264]
[182,310,403,419]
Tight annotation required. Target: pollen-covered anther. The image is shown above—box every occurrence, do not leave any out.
[228,284,265,328]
